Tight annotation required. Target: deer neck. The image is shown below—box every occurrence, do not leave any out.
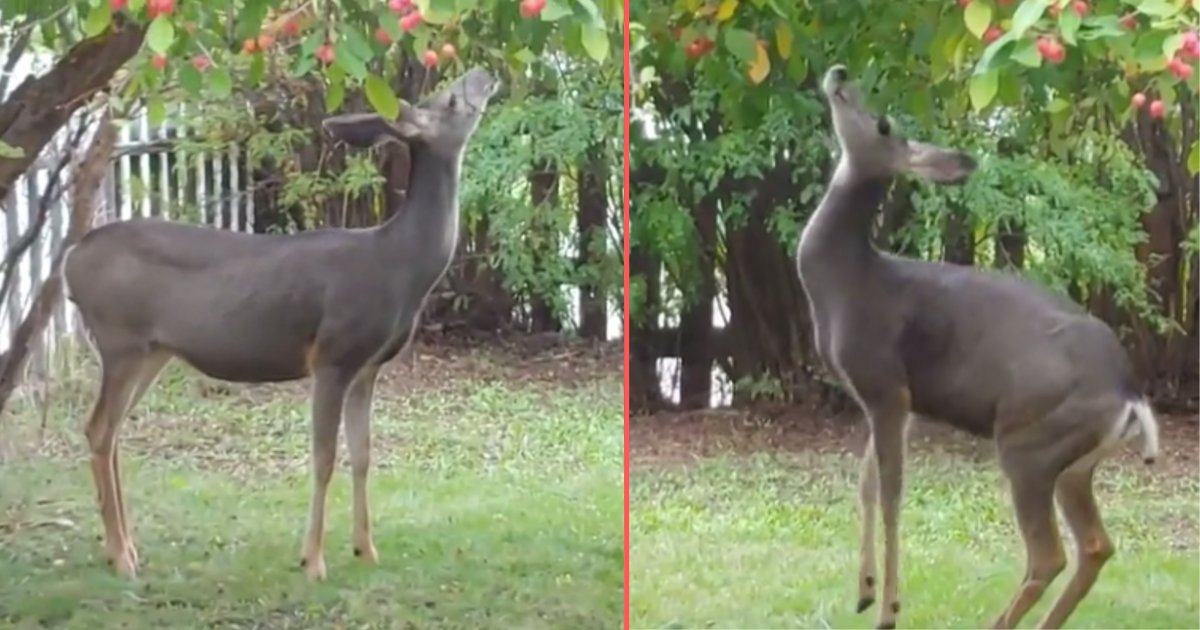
[797,165,889,274]
[378,142,463,270]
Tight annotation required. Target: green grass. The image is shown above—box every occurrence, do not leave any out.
[0,350,622,629]
[631,448,1200,629]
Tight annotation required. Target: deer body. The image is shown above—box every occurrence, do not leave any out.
[64,67,499,581]
[796,66,1159,630]
[799,180,1142,441]
[68,142,461,383]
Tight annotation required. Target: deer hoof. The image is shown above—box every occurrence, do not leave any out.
[876,623,896,630]
[302,556,327,581]
[856,596,875,613]
[353,544,379,564]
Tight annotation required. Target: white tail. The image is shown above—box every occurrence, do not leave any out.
[1128,399,1160,465]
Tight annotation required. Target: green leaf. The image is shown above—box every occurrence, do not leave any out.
[178,63,202,94]
[147,97,167,126]
[1135,31,1169,64]
[1059,10,1081,45]
[580,23,609,63]
[342,27,376,65]
[1011,0,1053,38]
[300,30,324,58]
[964,1,992,39]
[293,55,317,77]
[416,0,454,24]
[974,31,1017,75]
[1163,33,1184,59]
[1137,0,1179,17]
[334,41,368,80]
[0,140,25,159]
[574,0,605,27]
[724,28,757,62]
[541,0,574,21]
[325,76,345,113]
[1046,97,1070,113]
[83,3,112,38]
[364,73,399,119]
[208,68,233,98]
[147,16,175,55]
[969,69,999,111]
[1188,143,1199,175]
[248,53,265,86]
[1011,38,1043,67]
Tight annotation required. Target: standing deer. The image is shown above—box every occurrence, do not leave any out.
[795,66,1160,630]
[64,67,500,580]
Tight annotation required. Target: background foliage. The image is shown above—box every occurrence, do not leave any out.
[628,0,1198,412]
[0,0,623,416]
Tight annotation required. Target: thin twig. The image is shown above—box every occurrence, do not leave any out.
[0,113,91,316]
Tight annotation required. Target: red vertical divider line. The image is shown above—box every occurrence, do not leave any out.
[622,0,632,627]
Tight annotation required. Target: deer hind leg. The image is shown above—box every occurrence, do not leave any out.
[990,468,1067,629]
[343,365,380,564]
[856,433,880,614]
[300,366,352,581]
[85,348,166,578]
[1035,464,1112,629]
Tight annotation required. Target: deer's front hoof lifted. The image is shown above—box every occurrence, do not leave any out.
[299,554,327,581]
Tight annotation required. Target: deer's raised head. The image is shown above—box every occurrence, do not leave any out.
[822,65,975,185]
[322,66,500,155]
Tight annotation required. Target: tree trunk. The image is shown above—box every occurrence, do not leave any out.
[942,202,975,266]
[0,16,144,203]
[628,153,666,412]
[576,145,609,340]
[678,191,716,409]
[528,160,561,332]
[0,114,118,415]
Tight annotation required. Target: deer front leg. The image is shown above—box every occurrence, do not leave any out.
[84,354,152,578]
[864,388,911,630]
[343,365,380,564]
[856,434,879,613]
[112,352,170,569]
[300,367,352,581]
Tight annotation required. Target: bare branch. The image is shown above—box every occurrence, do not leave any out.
[0,111,117,416]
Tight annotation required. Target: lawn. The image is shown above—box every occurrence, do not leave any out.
[0,341,623,629]
[630,412,1200,630]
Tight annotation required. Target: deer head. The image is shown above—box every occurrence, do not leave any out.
[322,66,500,157]
[823,65,976,185]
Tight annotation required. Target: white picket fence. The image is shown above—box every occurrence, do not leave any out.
[0,107,253,371]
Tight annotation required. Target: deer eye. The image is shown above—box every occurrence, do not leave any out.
[877,117,891,136]
[448,94,457,109]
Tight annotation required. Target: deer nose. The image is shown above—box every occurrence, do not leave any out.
[828,65,848,83]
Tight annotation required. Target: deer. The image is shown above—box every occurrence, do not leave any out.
[62,66,500,581]
[795,65,1160,630]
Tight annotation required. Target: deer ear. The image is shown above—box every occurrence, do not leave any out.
[903,140,977,184]
[321,112,408,148]
[392,99,429,138]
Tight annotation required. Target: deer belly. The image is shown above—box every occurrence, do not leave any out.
[168,335,312,383]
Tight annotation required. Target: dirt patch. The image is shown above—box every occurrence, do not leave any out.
[632,406,1200,479]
